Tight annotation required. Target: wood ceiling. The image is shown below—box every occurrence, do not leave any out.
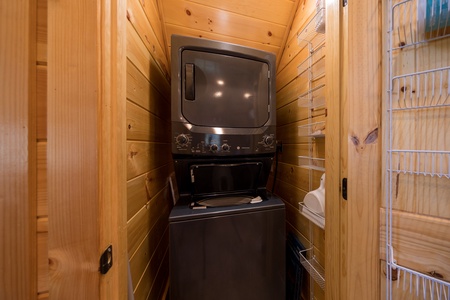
[158,0,301,64]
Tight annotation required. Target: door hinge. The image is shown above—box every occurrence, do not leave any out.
[99,245,113,274]
[343,0,348,7]
[342,178,348,200]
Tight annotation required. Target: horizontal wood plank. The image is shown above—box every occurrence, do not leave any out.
[130,225,169,291]
[126,101,170,142]
[380,209,450,281]
[162,0,286,47]
[127,185,172,256]
[164,24,279,55]
[127,163,173,221]
[141,0,167,58]
[189,0,296,26]
[127,141,172,180]
[126,58,170,114]
[127,0,170,77]
[127,22,170,85]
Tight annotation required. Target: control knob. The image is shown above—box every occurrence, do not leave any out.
[263,135,274,146]
[222,144,230,151]
[210,144,218,152]
[175,134,189,146]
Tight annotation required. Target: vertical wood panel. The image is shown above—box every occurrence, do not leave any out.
[47,0,100,297]
[98,0,128,299]
[346,1,381,299]
[0,0,37,299]
[325,0,343,299]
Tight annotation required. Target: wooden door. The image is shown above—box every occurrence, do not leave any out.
[47,0,127,298]
[0,1,37,299]
[325,0,382,299]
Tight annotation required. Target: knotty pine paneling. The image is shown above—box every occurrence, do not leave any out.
[387,174,450,219]
[277,73,325,110]
[162,0,286,47]
[380,209,450,281]
[127,163,172,221]
[164,24,280,55]
[127,101,170,142]
[134,250,169,300]
[126,59,170,114]
[140,0,167,57]
[130,219,169,290]
[126,1,172,297]
[127,185,172,258]
[127,141,172,180]
[274,2,326,299]
[127,0,169,77]
[284,0,317,43]
[127,21,169,84]
[190,0,296,26]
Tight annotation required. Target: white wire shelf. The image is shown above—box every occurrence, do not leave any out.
[391,0,450,50]
[390,66,450,111]
[388,150,450,178]
[386,1,450,299]
[386,246,450,300]
[299,248,325,290]
[298,156,325,171]
[298,121,325,137]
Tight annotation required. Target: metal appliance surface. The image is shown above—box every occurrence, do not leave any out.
[169,35,285,299]
[169,195,285,300]
[171,35,276,157]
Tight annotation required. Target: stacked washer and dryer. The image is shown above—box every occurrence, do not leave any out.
[169,35,285,300]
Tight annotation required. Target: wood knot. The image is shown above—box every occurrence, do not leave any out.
[428,271,444,279]
[185,9,191,16]
[268,31,273,37]
[350,128,378,153]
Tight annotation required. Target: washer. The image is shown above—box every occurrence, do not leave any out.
[169,194,285,300]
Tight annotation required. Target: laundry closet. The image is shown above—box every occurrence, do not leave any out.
[2,0,449,300]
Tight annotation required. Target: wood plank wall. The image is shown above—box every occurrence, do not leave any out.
[125,0,173,299]
[36,0,173,298]
[273,1,326,299]
[380,0,450,296]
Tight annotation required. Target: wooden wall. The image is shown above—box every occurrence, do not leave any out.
[35,0,172,298]
[273,1,326,299]
[380,0,450,297]
[125,0,173,299]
